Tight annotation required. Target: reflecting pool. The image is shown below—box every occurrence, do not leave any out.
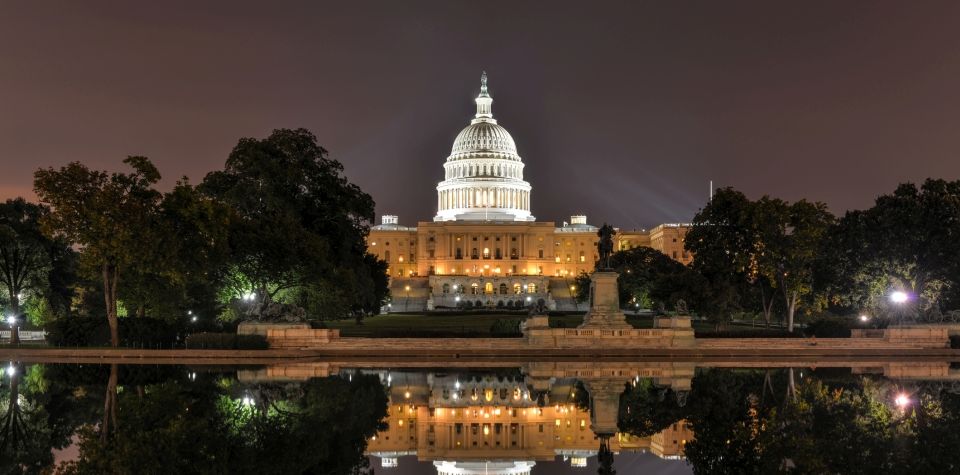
[1,359,958,474]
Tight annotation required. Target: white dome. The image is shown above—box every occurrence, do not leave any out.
[450,121,518,159]
[434,72,535,222]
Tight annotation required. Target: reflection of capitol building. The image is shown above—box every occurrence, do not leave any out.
[366,73,691,312]
[364,370,693,473]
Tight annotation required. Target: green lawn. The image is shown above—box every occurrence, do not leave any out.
[324,313,720,337]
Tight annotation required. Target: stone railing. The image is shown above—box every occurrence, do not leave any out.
[264,328,341,349]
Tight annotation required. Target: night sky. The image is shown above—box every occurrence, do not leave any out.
[3,1,960,228]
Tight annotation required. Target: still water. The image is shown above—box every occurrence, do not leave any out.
[1,359,958,474]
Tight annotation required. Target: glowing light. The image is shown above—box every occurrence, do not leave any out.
[859,315,869,322]
[5,365,15,377]
[890,291,909,304]
[895,393,911,408]
[404,391,411,399]
[5,316,14,326]
[241,396,254,406]
[404,285,411,292]
[191,316,198,322]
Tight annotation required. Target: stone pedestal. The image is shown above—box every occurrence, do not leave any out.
[579,271,631,329]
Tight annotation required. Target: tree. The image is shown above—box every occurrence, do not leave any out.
[34,157,162,346]
[0,199,55,343]
[754,198,834,332]
[119,180,231,321]
[685,188,756,327]
[201,129,384,320]
[826,179,960,321]
[575,247,702,314]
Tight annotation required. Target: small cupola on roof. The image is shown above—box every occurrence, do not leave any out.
[434,72,534,222]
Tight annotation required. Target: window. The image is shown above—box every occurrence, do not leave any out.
[527,283,537,293]
[483,248,490,259]
[499,283,508,294]
[513,283,522,294]
[455,248,463,259]
[555,256,561,263]
[409,253,414,263]
[538,249,543,258]
[442,284,450,294]
[566,254,571,263]
[471,283,479,295]
[385,251,391,262]
[579,251,585,262]
[511,236,517,241]
[471,248,479,259]
[673,251,678,259]
[485,282,494,294]
[495,248,502,259]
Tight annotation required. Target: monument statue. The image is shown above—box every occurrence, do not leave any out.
[596,223,615,271]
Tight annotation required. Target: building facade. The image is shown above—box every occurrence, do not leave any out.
[366,74,690,312]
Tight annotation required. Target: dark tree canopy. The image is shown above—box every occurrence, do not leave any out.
[201,128,387,320]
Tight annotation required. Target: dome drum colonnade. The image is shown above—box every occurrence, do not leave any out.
[434,72,534,222]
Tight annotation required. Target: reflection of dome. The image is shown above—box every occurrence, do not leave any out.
[434,72,534,222]
[434,461,535,475]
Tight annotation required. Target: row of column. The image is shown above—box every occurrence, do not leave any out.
[439,187,529,211]
[447,232,526,259]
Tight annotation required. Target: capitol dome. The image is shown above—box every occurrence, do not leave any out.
[450,121,518,159]
[434,73,534,222]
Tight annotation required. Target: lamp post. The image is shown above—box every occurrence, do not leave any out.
[890,290,909,326]
[6,315,18,345]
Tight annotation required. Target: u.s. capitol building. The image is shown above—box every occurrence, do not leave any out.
[367,74,691,312]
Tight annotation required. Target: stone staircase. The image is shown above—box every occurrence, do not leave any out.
[549,278,583,312]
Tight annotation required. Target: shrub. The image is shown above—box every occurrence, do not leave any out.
[490,319,522,337]
[803,318,852,338]
[185,332,268,349]
[46,317,181,348]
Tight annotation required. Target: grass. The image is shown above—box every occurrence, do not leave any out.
[324,313,722,337]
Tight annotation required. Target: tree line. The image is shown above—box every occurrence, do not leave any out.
[1,129,389,346]
[577,179,960,331]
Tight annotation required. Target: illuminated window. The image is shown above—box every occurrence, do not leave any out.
[579,251,585,262]
[483,248,490,259]
[527,283,537,293]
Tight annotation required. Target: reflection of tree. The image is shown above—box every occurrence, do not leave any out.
[59,372,388,475]
[683,368,960,474]
[616,379,685,438]
[0,363,55,473]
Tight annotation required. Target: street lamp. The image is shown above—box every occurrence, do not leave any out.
[859,315,870,323]
[894,393,911,409]
[889,291,909,326]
